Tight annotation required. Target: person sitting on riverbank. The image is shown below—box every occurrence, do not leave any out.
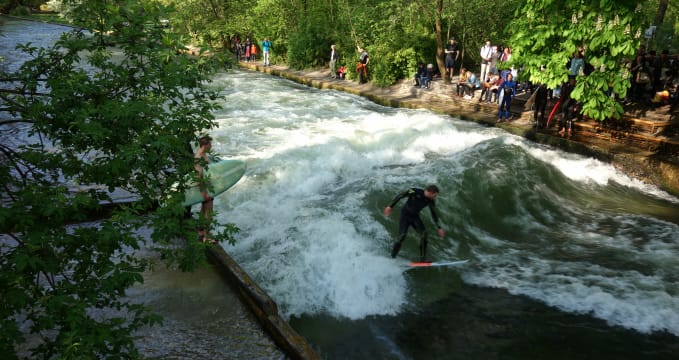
[337,65,347,80]
[479,73,492,102]
[414,63,426,87]
[421,64,435,89]
[456,68,469,97]
[486,72,503,103]
[463,71,479,99]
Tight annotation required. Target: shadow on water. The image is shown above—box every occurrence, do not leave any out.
[291,279,679,360]
[127,263,283,359]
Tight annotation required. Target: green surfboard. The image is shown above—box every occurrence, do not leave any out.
[182,159,246,206]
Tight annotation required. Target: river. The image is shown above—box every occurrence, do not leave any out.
[3,16,679,360]
[210,71,679,359]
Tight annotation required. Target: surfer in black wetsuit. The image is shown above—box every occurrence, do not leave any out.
[384,185,445,261]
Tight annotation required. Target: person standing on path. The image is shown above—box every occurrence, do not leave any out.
[244,38,252,62]
[250,42,258,62]
[445,37,460,80]
[330,44,339,78]
[497,73,517,122]
[262,38,272,66]
[357,46,370,84]
[480,40,493,88]
[384,185,445,261]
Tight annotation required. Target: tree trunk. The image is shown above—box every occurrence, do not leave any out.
[435,0,447,83]
[654,0,669,26]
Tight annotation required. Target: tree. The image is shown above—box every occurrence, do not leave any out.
[508,0,647,121]
[654,0,669,25]
[0,1,237,357]
[0,0,42,15]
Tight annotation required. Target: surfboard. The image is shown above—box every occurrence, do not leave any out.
[546,97,562,128]
[182,159,246,206]
[408,260,469,268]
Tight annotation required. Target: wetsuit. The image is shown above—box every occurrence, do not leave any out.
[533,84,548,128]
[388,188,441,261]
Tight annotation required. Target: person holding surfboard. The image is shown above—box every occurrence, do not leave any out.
[384,185,445,261]
[195,135,214,242]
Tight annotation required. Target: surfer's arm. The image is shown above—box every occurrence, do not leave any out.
[388,189,413,208]
[194,156,212,201]
[429,203,445,236]
[384,189,410,216]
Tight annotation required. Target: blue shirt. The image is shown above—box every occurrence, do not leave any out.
[503,80,517,97]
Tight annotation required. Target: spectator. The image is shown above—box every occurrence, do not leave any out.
[480,40,493,87]
[329,44,339,78]
[663,69,679,105]
[337,65,347,80]
[489,46,499,75]
[463,71,478,99]
[479,72,492,103]
[262,38,272,66]
[445,37,460,80]
[414,63,426,87]
[653,49,670,92]
[234,38,242,62]
[630,48,650,101]
[532,66,549,129]
[558,77,577,137]
[487,72,503,103]
[456,68,469,97]
[421,64,435,89]
[569,49,585,77]
[356,46,369,84]
[244,37,252,62]
[500,46,512,63]
[497,73,517,122]
[250,43,258,62]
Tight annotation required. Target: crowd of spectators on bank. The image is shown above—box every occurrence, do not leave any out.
[419,38,679,134]
[231,34,679,134]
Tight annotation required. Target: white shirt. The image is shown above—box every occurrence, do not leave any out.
[481,45,492,61]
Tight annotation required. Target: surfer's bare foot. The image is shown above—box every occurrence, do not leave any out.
[203,237,218,244]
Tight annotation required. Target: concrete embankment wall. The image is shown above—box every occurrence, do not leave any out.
[206,246,322,360]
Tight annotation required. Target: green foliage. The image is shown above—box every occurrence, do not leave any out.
[442,0,522,71]
[349,1,437,87]
[508,0,646,121]
[287,7,331,69]
[0,0,238,357]
[1,0,42,15]
[161,0,672,118]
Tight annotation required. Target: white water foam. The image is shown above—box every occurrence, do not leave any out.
[512,137,679,203]
[212,73,497,319]
[463,253,679,335]
[210,71,679,337]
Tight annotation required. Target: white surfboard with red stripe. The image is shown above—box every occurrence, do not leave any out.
[408,260,469,268]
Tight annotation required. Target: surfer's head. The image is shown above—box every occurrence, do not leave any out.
[198,135,212,148]
[424,185,439,199]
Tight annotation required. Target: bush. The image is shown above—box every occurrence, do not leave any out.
[9,6,32,16]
